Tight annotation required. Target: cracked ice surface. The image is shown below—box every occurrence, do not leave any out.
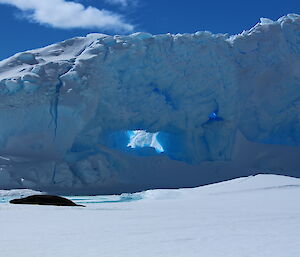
[0,15,300,194]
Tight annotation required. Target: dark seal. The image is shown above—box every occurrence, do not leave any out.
[10,195,85,207]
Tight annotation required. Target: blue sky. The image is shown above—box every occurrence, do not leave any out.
[0,0,299,60]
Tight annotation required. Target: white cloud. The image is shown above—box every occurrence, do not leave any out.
[104,0,137,8]
[0,0,134,32]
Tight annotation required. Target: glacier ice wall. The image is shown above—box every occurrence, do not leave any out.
[0,15,300,194]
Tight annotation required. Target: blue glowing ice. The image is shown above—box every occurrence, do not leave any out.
[209,112,217,120]
[127,130,164,153]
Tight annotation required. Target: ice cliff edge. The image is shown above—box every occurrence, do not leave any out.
[0,14,300,194]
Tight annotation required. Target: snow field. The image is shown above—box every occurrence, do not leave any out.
[0,174,300,257]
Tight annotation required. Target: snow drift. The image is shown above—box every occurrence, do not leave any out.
[0,14,300,194]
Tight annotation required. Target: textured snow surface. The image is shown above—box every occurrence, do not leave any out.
[0,14,300,193]
[0,175,300,257]
[0,189,42,203]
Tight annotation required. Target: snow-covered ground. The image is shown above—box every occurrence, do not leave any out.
[1,174,300,257]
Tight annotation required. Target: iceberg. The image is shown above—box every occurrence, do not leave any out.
[0,14,300,194]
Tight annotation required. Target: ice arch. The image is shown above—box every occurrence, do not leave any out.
[127,130,164,153]
[102,130,165,156]
[0,14,300,194]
